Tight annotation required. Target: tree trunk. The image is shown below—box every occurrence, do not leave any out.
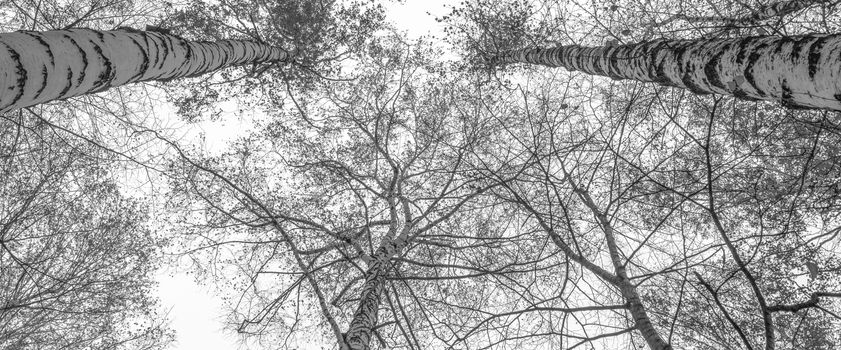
[0,28,292,114]
[343,236,409,350]
[490,34,841,111]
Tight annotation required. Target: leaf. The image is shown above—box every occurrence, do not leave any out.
[806,261,818,279]
[621,29,631,36]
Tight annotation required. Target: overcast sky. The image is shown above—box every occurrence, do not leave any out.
[154,1,448,349]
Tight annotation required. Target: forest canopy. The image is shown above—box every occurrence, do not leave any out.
[1,0,840,349]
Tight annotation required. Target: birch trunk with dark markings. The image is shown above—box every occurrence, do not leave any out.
[0,28,292,114]
[342,230,410,350]
[490,34,841,111]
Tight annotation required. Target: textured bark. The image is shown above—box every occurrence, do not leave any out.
[343,235,409,350]
[0,28,292,114]
[491,34,841,111]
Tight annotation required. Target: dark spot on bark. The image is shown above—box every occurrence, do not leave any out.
[90,41,114,93]
[774,36,792,55]
[223,41,234,64]
[58,67,73,97]
[807,36,828,79]
[744,43,769,97]
[780,79,804,108]
[646,41,665,80]
[654,60,674,86]
[590,47,606,76]
[608,46,624,78]
[34,66,48,99]
[781,79,793,101]
[705,44,729,90]
[682,75,709,94]
[23,32,54,67]
[219,41,231,65]
[146,34,162,69]
[736,37,756,65]
[1,43,26,109]
[791,35,812,62]
[63,35,87,88]
[180,39,192,73]
[159,34,171,70]
[126,36,149,82]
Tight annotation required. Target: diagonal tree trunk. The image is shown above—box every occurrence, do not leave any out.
[490,34,841,111]
[566,174,673,350]
[342,233,410,350]
[0,28,292,114]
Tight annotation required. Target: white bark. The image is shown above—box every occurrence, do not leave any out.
[343,232,410,350]
[0,28,292,114]
[491,34,841,111]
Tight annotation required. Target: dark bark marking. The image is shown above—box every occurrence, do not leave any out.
[63,34,87,88]
[790,35,811,62]
[34,65,48,99]
[781,78,794,102]
[607,46,624,79]
[58,66,73,98]
[807,35,827,79]
[147,33,163,70]
[23,32,55,67]
[126,35,149,82]
[744,42,770,97]
[705,43,729,90]
[89,33,114,93]
[1,43,26,109]
[736,37,756,65]
[159,33,171,71]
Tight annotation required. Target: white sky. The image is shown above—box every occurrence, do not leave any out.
[154,1,448,349]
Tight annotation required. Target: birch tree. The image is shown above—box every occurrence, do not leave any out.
[161,37,496,349]
[443,0,841,111]
[0,27,293,114]
[488,34,841,111]
[466,75,841,349]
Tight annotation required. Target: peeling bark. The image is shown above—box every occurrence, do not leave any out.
[491,34,841,111]
[0,28,292,113]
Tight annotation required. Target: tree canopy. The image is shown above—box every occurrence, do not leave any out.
[1,0,840,350]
